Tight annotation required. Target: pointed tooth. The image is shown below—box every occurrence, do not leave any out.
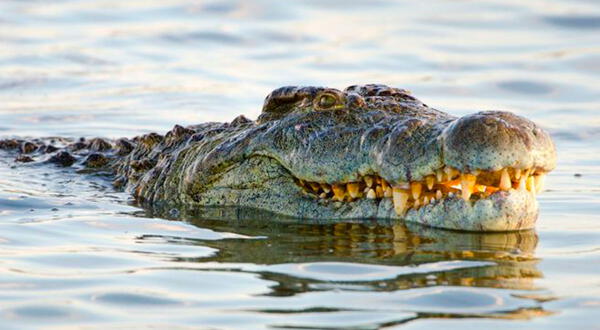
[392,188,409,216]
[366,188,376,199]
[375,186,384,198]
[436,169,444,182]
[436,190,442,199]
[347,182,360,198]
[514,168,522,180]
[413,198,421,208]
[526,176,536,193]
[461,189,472,201]
[364,176,374,187]
[518,176,526,191]
[384,186,392,198]
[534,174,545,193]
[460,174,476,201]
[321,184,331,193]
[444,166,452,179]
[410,182,422,200]
[430,196,435,204]
[426,176,434,190]
[499,168,511,191]
[381,180,389,192]
[319,192,327,199]
[445,166,458,180]
[298,179,306,187]
[310,182,321,192]
[423,196,430,205]
[332,184,345,201]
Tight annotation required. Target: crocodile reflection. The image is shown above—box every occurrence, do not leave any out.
[142,208,541,293]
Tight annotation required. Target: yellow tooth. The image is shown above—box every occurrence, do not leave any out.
[514,168,522,180]
[423,196,430,205]
[411,182,422,200]
[332,184,345,201]
[534,174,545,193]
[414,198,421,208]
[319,192,327,199]
[426,176,434,190]
[451,168,460,179]
[461,187,472,201]
[526,176,536,193]
[499,168,511,191]
[364,176,374,187]
[347,182,360,198]
[381,180,389,192]
[436,169,444,182]
[366,188,376,199]
[384,186,392,198]
[444,166,452,179]
[518,176,526,190]
[298,179,306,187]
[436,190,442,199]
[445,166,458,180]
[310,182,321,192]
[460,174,476,201]
[392,187,409,216]
[376,186,384,198]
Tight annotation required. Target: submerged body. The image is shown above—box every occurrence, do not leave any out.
[1,85,556,231]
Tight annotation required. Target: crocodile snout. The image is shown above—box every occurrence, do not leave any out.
[442,111,556,173]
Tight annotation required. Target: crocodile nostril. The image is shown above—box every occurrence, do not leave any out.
[345,93,366,108]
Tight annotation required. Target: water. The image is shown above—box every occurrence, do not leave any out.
[1,0,599,328]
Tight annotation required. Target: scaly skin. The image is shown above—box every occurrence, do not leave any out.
[0,84,556,231]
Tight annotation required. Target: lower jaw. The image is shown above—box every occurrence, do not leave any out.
[400,188,538,231]
[303,188,538,232]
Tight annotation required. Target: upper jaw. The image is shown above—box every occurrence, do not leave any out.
[266,109,555,186]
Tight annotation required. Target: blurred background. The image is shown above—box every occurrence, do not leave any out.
[0,0,599,328]
[0,0,598,139]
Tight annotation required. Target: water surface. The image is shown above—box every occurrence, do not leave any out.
[1,0,599,328]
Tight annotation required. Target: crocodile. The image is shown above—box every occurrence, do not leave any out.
[0,84,556,231]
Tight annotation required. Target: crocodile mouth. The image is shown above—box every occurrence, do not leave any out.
[296,166,547,217]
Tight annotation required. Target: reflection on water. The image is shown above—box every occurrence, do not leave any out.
[154,210,538,285]
[140,209,549,323]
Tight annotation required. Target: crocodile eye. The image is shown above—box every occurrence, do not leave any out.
[317,93,338,109]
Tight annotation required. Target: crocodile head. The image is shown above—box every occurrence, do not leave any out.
[141,84,556,231]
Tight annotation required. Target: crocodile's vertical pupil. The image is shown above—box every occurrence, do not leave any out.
[318,94,337,109]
